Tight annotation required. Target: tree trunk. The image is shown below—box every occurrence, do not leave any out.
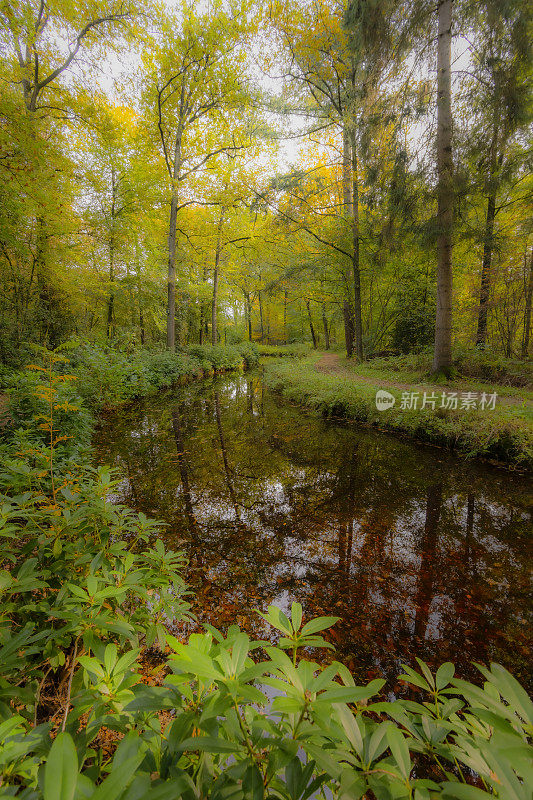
[475,191,496,348]
[245,291,253,341]
[343,300,354,356]
[322,303,330,349]
[106,166,116,340]
[521,247,533,357]
[166,128,182,350]
[349,128,364,360]
[283,289,288,343]
[211,207,224,346]
[258,290,264,342]
[476,115,501,348]
[305,300,317,348]
[342,126,355,357]
[432,0,454,374]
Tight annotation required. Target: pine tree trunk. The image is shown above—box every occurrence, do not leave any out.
[343,300,355,357]
[432,0,454,374]
[522,247,533,357]
[476,116,501,348]
[475,193,497,348]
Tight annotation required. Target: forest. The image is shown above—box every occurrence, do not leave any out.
[0,0,532,798]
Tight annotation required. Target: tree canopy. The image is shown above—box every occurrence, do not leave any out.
[1,0,532,363]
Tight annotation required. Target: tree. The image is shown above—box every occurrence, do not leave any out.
[522,247,533,357]
[0,0,134,348]
[1,0,132,112]
[432,0,454,374]
[143,2,254,350]
[466,0,533,348]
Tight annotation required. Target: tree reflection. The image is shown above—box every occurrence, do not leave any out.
[93,372,531,689]
[171,409,197,530]
[214,391,241,522]
[413,484,443,642]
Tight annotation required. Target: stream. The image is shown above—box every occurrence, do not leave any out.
[94,368,532,691]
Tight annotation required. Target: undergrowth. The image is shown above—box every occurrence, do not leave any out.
[256,343,310,358]
[364,346,533,388]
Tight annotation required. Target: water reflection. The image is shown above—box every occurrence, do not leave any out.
[95,371,532,690]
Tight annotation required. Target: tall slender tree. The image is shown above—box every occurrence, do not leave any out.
[143,3,252,349]
[432,0,454,374]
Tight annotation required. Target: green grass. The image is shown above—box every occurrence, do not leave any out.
[263,356,533,470]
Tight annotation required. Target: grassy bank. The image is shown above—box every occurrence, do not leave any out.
[263,354,533,469]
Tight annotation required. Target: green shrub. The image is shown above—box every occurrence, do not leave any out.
[392,292,435,354]
[186,344,245,371]
[363,347,533,388]
[453,346,533,388]
[257,343,310,358]
[1,601,531,799]
[66,342,252,407]
[237,340,260,367]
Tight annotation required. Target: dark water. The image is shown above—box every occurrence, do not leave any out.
[94,370,532,691]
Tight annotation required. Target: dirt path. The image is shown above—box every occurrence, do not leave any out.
[314,352,528,409]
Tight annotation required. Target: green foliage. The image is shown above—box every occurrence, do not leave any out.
[453,346,533,388]
[392,292,435,354]
[236,341,260,367]
[187,344,245,372]
[363,348,533,389]
[0,601,531,798]
[2,348,94,495]
[68,344,198,407]
[62,342,257,408]
[0,462,191,709]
